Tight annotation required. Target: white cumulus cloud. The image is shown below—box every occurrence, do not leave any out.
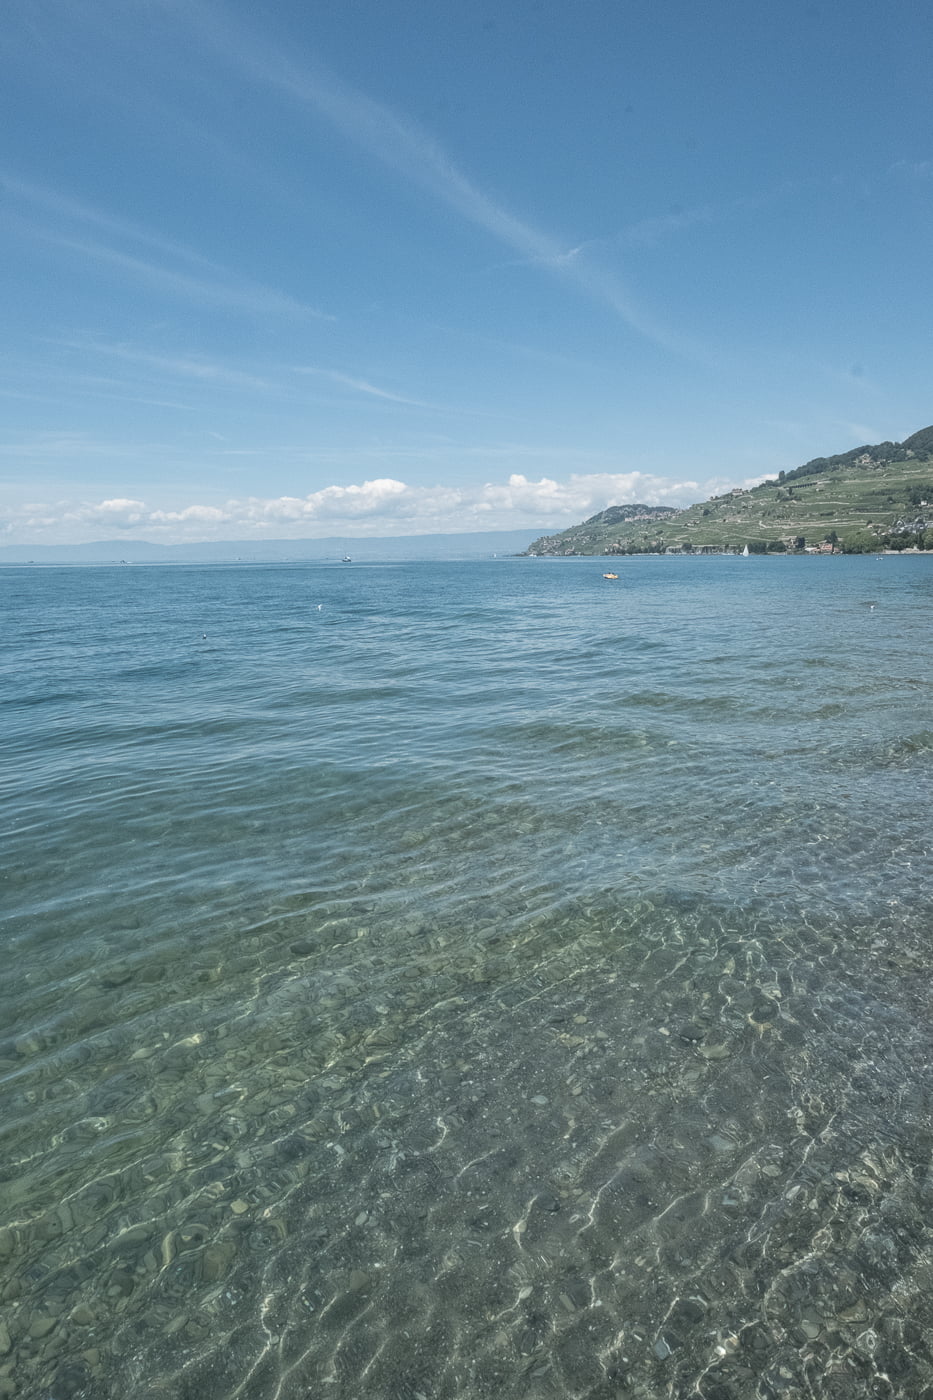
[1,468,770,545]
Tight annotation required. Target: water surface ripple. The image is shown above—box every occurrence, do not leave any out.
[2,556,932,1399]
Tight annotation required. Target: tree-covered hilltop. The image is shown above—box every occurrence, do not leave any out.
[525,427,933,556]
[528,503,677,555]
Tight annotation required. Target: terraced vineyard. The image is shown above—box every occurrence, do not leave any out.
[527,425,933,555]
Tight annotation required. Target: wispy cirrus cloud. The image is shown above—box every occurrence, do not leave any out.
[41,337,445,414]
[0,383,195,411]
[163,0,697,357]
[0,168,332,321]
[45,234,329,321]
[0,430,167,462]
[889,159,933,180]
[509,181,801,266]
[619,181,800,247]
[47,338,279,395]
[621,206,717,247]
[292,366,431,407]
[0,171,224,270]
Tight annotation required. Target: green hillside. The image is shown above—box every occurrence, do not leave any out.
[526,426,933,556]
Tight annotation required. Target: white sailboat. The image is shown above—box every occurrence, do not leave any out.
[742,544,750,557]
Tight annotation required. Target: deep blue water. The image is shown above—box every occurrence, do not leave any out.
[2,556,932,1399]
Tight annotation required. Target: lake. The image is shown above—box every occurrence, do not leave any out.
[2,555,932,1399]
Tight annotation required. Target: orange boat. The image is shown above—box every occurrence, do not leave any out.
[602,572,619,579]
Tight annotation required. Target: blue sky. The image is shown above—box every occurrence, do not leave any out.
[2,0,931,543]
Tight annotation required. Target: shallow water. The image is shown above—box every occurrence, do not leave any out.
[2,555,932,1399]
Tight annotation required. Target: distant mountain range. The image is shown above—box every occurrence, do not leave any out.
[526,426,933,556]
[0,528,551,565]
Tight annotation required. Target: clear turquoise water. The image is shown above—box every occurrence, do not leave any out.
[2,556,932,1399]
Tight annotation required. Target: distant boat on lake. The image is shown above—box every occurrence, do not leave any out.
[742,545,750,557]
